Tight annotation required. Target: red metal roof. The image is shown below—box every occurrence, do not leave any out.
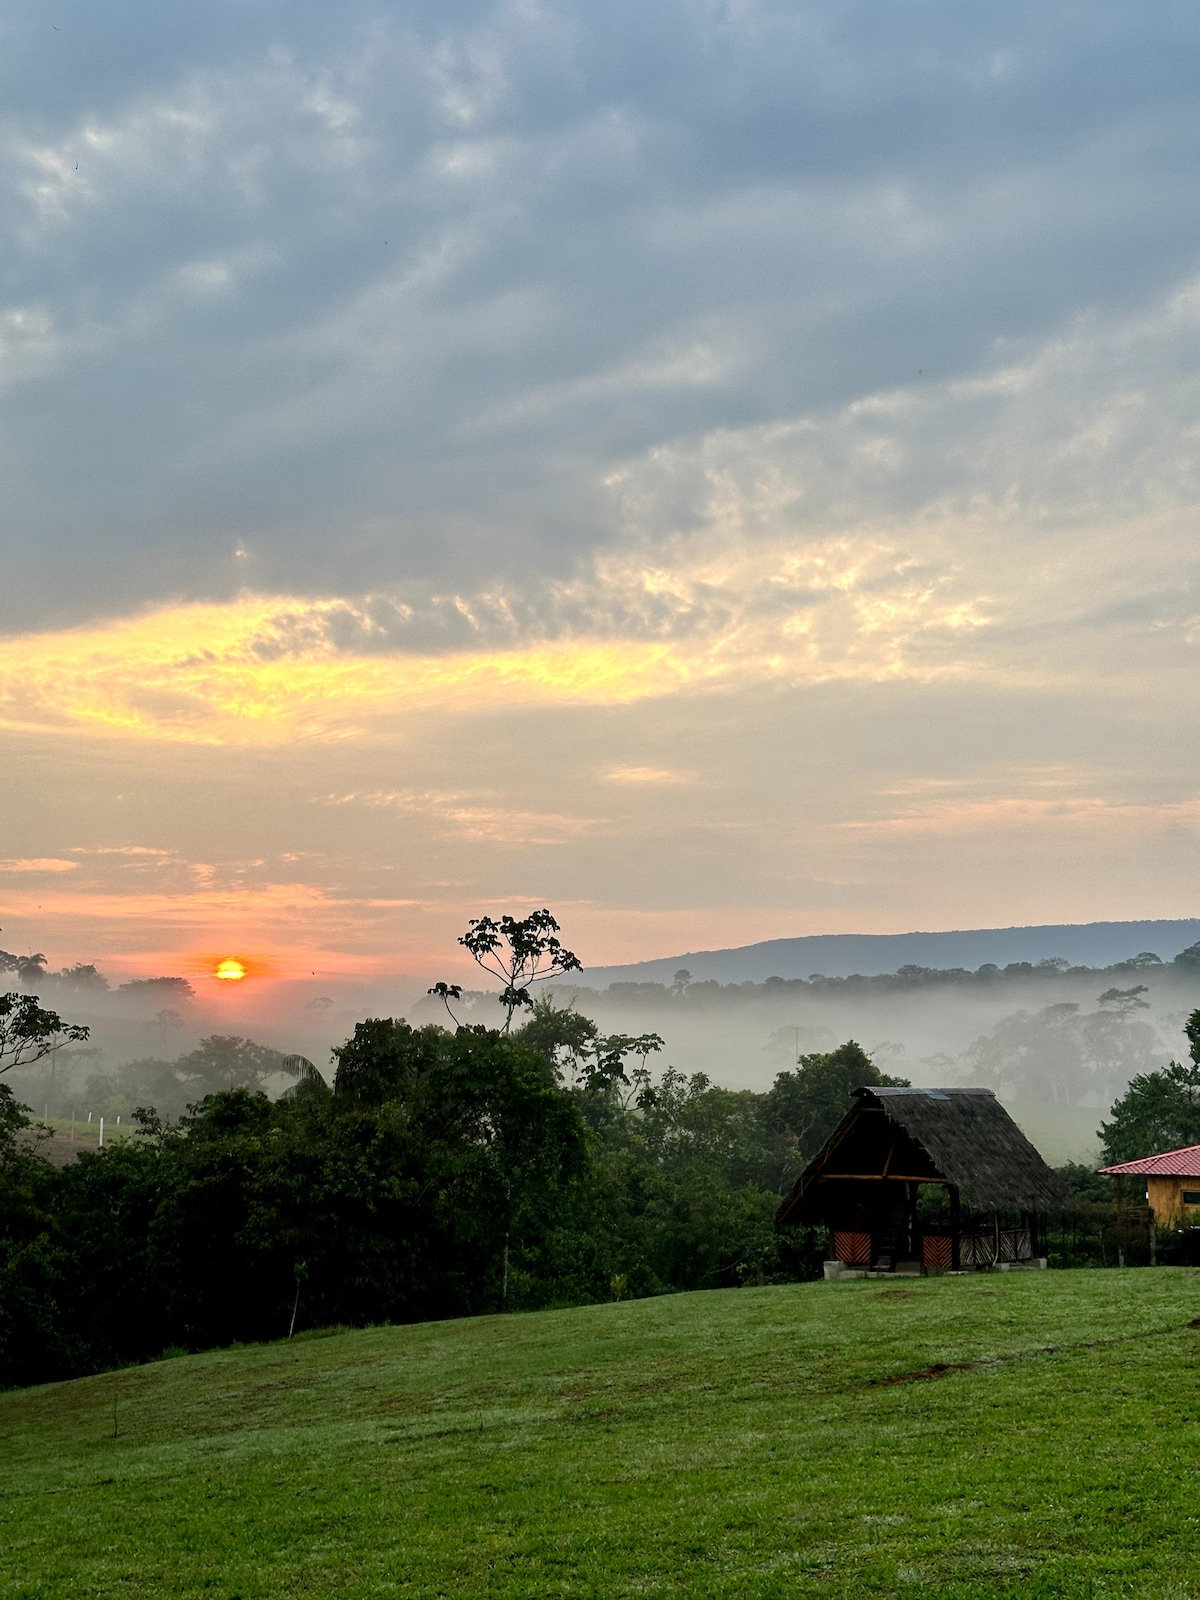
[1099,1144,1200,1177]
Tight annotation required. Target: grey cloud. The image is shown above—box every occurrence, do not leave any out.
[610,280,1200,536]
[4,2,1200,628]
[191,261,1200,677]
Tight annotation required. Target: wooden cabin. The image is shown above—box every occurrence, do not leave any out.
[776,1086,1068,1275]
[1098,1145,1200,1227]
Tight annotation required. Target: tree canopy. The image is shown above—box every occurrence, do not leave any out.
[1099,1009,1200,1164]
[0,992,89,1076]
[0,1003,899,1385]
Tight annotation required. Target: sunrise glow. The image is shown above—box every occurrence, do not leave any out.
[3,0,1199,1049]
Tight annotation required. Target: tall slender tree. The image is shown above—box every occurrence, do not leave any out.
[433,909,582,1031]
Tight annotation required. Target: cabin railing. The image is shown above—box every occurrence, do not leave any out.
[830,1226,1036,1273]
[959,1228,1032,1267]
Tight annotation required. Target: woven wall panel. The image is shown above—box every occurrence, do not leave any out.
[921,1234,952,1271]
[831,1230,872,1266]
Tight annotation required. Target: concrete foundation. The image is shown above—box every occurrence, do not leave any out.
[824,1256,1048,1281]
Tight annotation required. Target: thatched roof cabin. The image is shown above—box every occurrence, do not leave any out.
[777,1086,1068,1275]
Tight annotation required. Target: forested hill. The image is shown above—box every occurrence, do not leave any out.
[584,919,1200,986]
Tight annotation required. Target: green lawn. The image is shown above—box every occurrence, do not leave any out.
[4,1270,1200,1599]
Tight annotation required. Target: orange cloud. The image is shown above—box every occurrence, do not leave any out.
[603,766,688,785]
[0,598,694,744]
[0,857,79,873]
[0,536,994,748]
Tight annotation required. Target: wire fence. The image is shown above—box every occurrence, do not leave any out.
[1042,1203,1200,1268]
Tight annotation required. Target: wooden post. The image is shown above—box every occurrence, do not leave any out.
[906,1180,917,1262]
[949,1185,961,1271]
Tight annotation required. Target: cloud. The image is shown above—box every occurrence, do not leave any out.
[839,796,1200,841]
[68,845,178,858]
[6,2,1200,979]
[0,876,410,966]
[7,265,1200,746]
[603,767,688,785]
[0,858,78,873]
[319,788,602,844]
[0,536,991,745]
[5,3,1200,630]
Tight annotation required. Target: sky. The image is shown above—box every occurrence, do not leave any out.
[3,0,1200,1001]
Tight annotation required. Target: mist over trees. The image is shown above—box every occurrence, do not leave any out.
[959,992,1161,1107]
[530,950,1196,1119]
[3,918,1196,1123]
[3,907,1200,1390]
[75,1036,304,1122]
[4,926,1194,1147]
[0,1017,909,1386]
[576,944,1200,1007]
[0,940,195,1004]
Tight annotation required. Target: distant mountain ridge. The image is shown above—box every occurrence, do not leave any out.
[583,919,1200,987]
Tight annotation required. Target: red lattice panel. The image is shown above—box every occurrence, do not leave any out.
[921,1234,952,1272]
[831,1230,872,1266]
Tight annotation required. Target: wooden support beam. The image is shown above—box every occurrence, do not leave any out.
[816,1173,947,1184]
[775,1108,871,1225]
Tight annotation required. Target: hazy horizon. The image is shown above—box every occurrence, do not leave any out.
[11,914,1199,1168]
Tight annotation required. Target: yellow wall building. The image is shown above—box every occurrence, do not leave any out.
[1100,1146,1200,1228]
[1144,1175,1200,1227]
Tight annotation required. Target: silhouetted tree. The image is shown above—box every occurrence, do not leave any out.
[0,993,89,1076]
[434,910,582,1030]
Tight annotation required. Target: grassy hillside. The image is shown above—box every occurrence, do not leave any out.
[4,1270,1200,1598]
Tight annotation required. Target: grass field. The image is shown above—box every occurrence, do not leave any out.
[4,1269,1200,1599]
[15,1118,135,1169]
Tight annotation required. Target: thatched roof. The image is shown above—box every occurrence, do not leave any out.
[776,1086,1068,1225]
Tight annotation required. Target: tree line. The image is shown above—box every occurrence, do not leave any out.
[0,942,194,1002]
[580,946,1200,1006]
[0,1006,903,1388]
[1,911,1197,1391]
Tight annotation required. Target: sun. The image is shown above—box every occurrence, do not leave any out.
[215,958,247,983]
